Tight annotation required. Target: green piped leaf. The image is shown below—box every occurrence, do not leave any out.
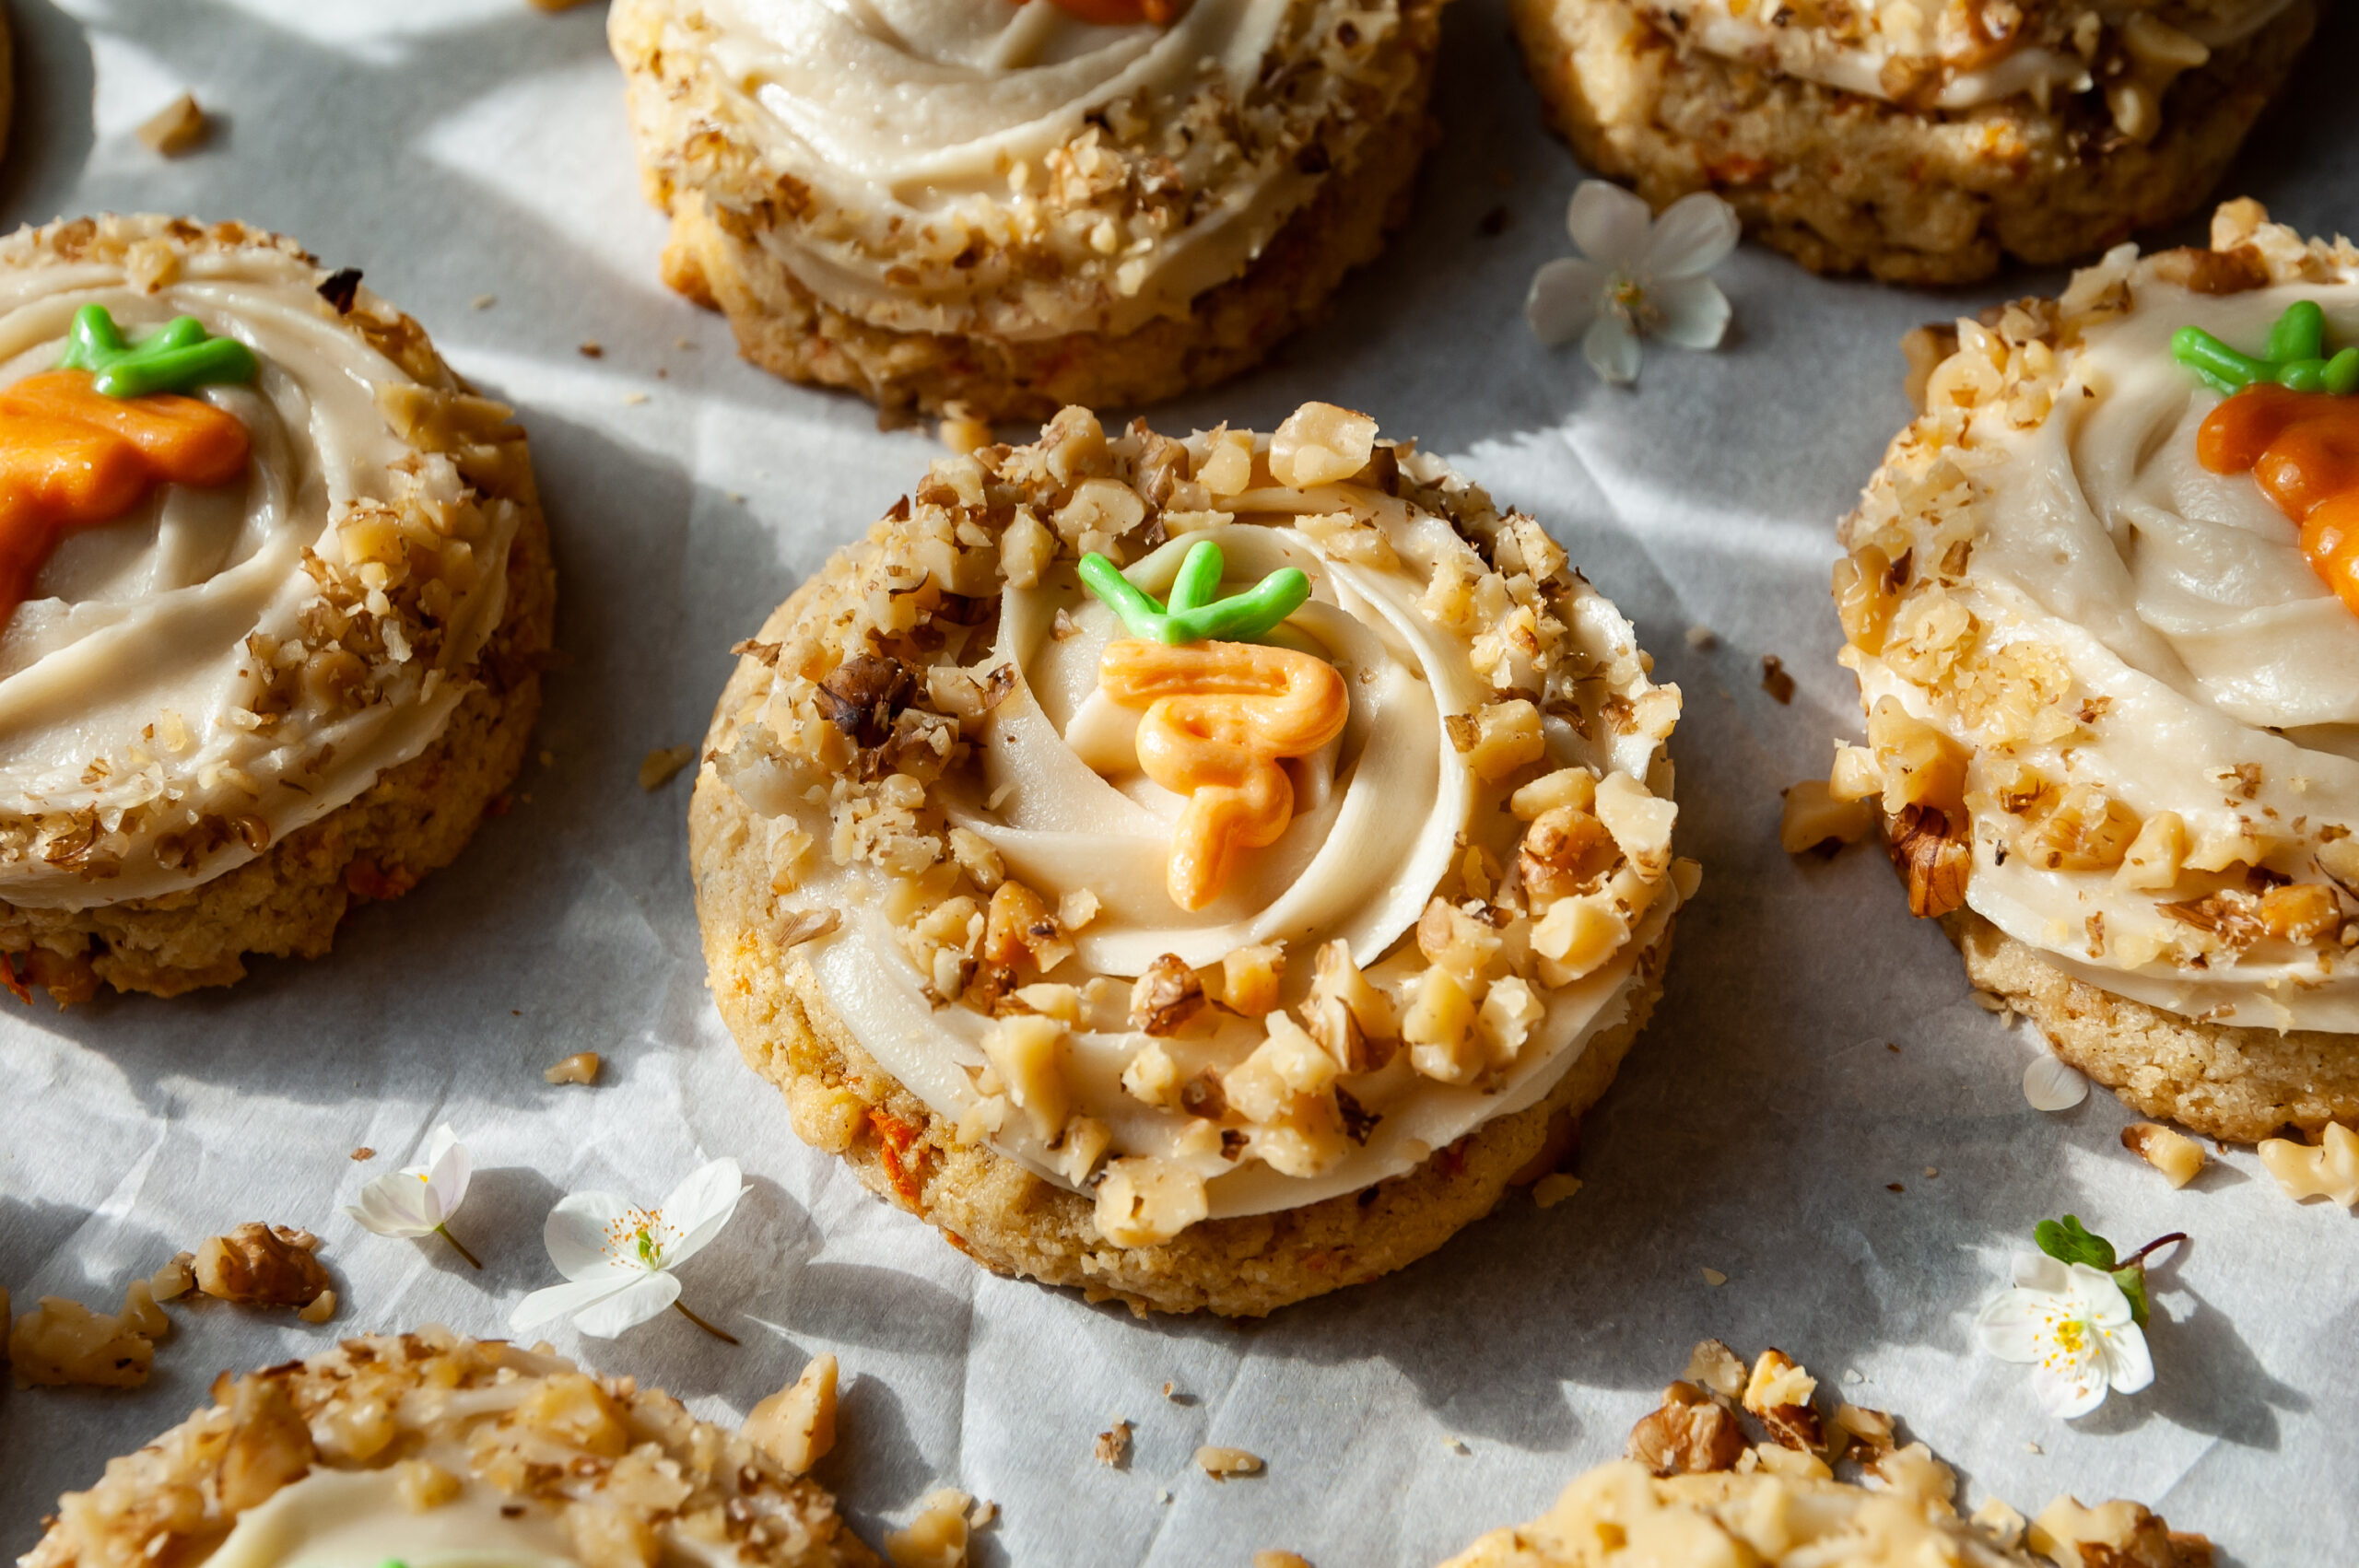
[1077,539,1310,645]
[57,304,258,398]
[2172,301,2359,397]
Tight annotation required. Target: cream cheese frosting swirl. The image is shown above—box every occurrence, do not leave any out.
[1839,236,2359,1033]
[613,0,1427,341]
[710,405,1689,1237]
[0,220,522,909]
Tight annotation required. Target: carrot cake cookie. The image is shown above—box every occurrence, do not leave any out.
[1828,199,2359,1141]
[690,401,1693,1315]
[0,216,553,999]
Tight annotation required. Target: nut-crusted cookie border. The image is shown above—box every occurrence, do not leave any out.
[1509,0,2315,286]
[20,1327,876,1568]
[1831,200,2359,1142]
[0,215,555,1000]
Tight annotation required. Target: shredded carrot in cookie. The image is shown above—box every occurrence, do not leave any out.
[0,369,249,630]
[867,1108,927,1211]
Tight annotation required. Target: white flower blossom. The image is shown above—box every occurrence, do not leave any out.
[345,1123,480,1268]
[1975,1252,2154,1418]
[1526,181,1740,384]
[511,1157,745,1341]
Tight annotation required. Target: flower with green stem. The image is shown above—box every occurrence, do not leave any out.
[54,304,258,398]
[1076,539,1309,645]
[345,1123,483,1269]
[1974,1214,2184,1418]
[511,1158,745,1343]
[2172,299,2359,396]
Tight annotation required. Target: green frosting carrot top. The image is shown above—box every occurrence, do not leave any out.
[2172,300,2359,397]
[1076,540,1309,645]
[56,304,259,399]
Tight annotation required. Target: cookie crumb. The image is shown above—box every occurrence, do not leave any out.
[579,340,604,358]
[2025,1440,2043,1455]
[1701,1267,1728,1287]
[472,294,498,310]
[1532,1172,1582,1208]
[137,93,209,157]
[1443,1435,1470,1455]
[1760,655,1795,704]
[545,1051,601,1085]
[1886,1182,1905,1193]
[1095,1420,1133,1469]
[640,743,697,791]
[622,391,651,406]
[1684,625,1717,649]
[1194,1445,1262,1479]
[1923,1165,1939,1179]
[349,1147,375,1162]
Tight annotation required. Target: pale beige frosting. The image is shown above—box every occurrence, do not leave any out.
[624,0,1400,342]
[723,437,1688,1222]
[1647,0,2291,111]
[206,1465,578,1568]
[0,241,520,908]
[1849,257,2359,1031]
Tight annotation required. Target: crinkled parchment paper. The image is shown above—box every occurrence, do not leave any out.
[2,1,2354,1562]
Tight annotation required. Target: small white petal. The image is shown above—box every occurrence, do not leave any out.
[511,1273,638,1334]
[1973,1292,2046,1363]
[2013,1251,2070,1293]
[1643,192,1742,279]
[2023,1054,2087,1112]
[571,1271,682,1339]
[422,1126,471,1218]
[2066,1263,2137,1328]
[1566,181,1652,267]
[1583,313,1641,385]
[2100,1321,2154,1396]
[660,1158,745,1269]
[345,1184,432,1238]
[1649,275,1731,351]
[546,1190,638,1281]
[2030,1352,2110,1419]
[1526,257,1606,346]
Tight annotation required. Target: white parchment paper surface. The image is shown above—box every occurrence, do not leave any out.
[2,1,2354,1562]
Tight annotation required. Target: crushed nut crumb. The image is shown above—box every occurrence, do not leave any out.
[544,1051,601,1085]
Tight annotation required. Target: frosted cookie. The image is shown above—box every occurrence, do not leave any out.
[609,0,1442,420]
[0,216,553,999]
[1827,200,2359,1141]
[1438,1345,2214,1567]
[690,403,1692,1316]
[1508,0,2313,285]
[18,1326,876,1568]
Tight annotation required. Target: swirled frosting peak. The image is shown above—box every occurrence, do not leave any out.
[708,404,1690,1238]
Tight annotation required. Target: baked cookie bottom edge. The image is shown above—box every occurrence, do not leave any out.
[1942,906,2359,1142]
[1508,0,2317,286]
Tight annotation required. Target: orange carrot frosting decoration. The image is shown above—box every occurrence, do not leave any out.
[1097,638,1348,911]
[2177,301,2359,616]
[0,306,254,630]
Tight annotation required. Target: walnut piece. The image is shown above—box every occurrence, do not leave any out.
[2121,1122,2207,1188]
[1742,1349,1824,1452]
[194,1223,331,1309]
[2031,1497,2214,1567]
[885,1488,974,1568]
[1780,779,1872,854]
[745,1352,838,1474]
[1130,953,1204,1035]
[2258,1121,2359,1206]
[136,93,209,157]
[7,1282,166,1387]
[544,1051,602,1085]
[1887,804,1970,918]
[1193,1445,1264,1479]
[1625,1382,1744,1476]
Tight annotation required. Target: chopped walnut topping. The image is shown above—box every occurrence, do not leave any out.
[544,1051,601,1085]
[1193,1445,1264,1480]
[885,1488,974,1568]
[1095,1420,1133,1468]
[1887,804,1970,918]
[7,1281,167,1387]
[1742,1349,1824,1452]
[2258,1122,2359,1207]
[2121,1122,2206,1188]
[193,1223,331,1309]
[2032,1497,2215,1568]
[745,1352,838,1475]
[1625,1383,1744,1476]
[1130,954,1204,1036]
[136,93,209,157]
[1780,779,1872,853]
